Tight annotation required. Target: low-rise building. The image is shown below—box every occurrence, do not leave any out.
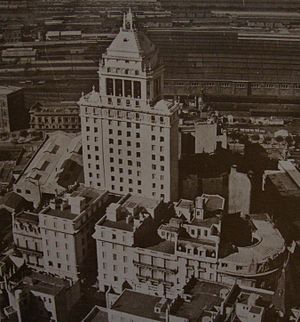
[99,279,278,322]
[30,101,81,132]
[0,86,28,133]
[6,268,80,322]
[14,131,83,207]
[2,48,36,63]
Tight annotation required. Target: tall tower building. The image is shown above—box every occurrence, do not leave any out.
[79,10,179,201]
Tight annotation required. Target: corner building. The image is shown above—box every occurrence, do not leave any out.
[79,10,179,202]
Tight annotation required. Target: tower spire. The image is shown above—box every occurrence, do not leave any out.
[122,9,134,31]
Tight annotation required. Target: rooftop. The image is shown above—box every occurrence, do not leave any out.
[146,240,175,254]
[123,194,161,211]
[15,211,38,224]
[12,270,69,296]
[223,214,285,265]
[101,219,133,232]
[15,131,83,197]
[171,280,229,321]
[111,290,168,321]
[44,185,106,220]
[0,85,21,95]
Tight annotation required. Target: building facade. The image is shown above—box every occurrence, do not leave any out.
[30,101,81,132]
[79,10,179,202]
[0,86,28,133]
[12,185,109,282]
[94,193,286,299]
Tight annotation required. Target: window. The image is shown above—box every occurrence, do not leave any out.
[124,80,132,97]
[112,234,116,239]
[113,254,117,260]
[133,81,141,98]
[115,79,123,96]
[106,78,114,95]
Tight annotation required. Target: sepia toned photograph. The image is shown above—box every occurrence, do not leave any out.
[0,1,300,321]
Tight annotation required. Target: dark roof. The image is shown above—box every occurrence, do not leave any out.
[0,192,30,212]
[146,240,175,255]
[172,280,228,321]
[268,172,300,197]
[102,219,133,232]
[111,290,166,321]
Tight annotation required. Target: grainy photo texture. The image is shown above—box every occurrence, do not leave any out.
[0,1,299,321]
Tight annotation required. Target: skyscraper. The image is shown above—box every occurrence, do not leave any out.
[79,10,179,201]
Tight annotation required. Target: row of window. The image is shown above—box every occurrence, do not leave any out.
[106,78,142,98]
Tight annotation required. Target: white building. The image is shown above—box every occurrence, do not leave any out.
[12,185,109,282]
[79,10,180,202]
[93,193,286,299]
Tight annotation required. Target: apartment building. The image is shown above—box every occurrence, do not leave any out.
[12,185,109,282]
[79,10,180,202]
[94,193,286,299]
[39,186,108,282]
[93,193,165,294]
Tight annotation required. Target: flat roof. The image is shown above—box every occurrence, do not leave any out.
[13,271,69,296]
[146,240,175,255]
[172,280,229,321]
[111,290,167,321]
[223,215,285,264]
[123,194,161,210]
[43,186,106,220]
[102,219,133,232]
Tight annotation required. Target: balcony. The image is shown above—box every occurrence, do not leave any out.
[16,246,43,258]
[133,260,177,274]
